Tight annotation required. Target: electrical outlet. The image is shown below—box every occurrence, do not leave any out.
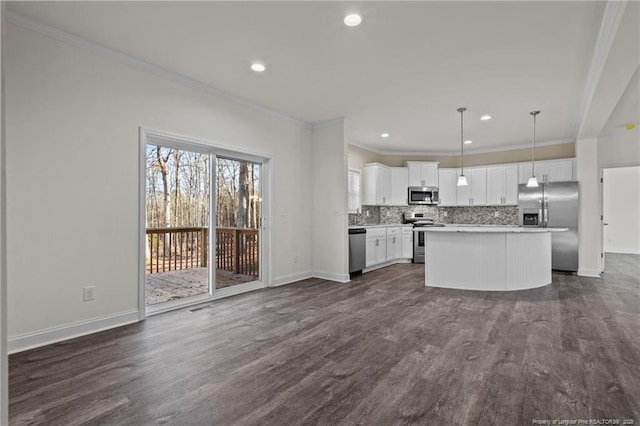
[83,286,95,301]
[294,255,299,264]
[366,210,370,217]
[494,211,500,218]
[443,211,448,217]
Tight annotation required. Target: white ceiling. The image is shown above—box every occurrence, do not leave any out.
[7,1,615,154]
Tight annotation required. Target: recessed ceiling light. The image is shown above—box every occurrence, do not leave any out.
[251,63,266,72]
[344,14,362,27]
[464,140,473,144]
[480,115,492,121]
[381,133,390,138]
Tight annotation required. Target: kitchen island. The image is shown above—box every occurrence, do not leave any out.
[416,226,568,291]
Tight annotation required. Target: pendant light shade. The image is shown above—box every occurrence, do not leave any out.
[457,107,469,187]
[527,111,540,188]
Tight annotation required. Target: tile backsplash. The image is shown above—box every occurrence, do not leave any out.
[349,205,518,226]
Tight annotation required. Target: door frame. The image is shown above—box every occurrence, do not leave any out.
[138,127,272,319]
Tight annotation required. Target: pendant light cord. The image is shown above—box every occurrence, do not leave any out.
[457,107,466,174]
[461,110,464,174]
[531,113,536,171]
[530,111,540,173]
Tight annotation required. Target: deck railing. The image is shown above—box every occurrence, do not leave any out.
[146,227,259,276]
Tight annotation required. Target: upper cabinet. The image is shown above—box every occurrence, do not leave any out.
[456,168,487,206]
[406,162,439,187]
[438,169,459,206]
[518,159,574,184]
[362,158,575,207]
[363,163,391,205]
[363,163,408,206]
[487,165,519,205]
[390,167,409,206]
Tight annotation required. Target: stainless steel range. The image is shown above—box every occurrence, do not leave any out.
[403,213,445,263]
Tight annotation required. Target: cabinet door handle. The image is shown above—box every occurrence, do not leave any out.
[376,239,379,247]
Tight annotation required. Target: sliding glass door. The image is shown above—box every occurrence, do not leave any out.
[144,144,211,306]
[214,157,261,289]
[141,131,267,313]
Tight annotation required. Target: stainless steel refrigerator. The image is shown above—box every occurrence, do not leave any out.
[518,181,579,272]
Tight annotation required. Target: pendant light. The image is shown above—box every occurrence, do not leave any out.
[456,107,468,186]
[527,110,541,188]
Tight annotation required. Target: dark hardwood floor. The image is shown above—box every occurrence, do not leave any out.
[9,254,640,425]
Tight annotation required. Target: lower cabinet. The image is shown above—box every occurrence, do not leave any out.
[386,227,402,261]
[401,227,413,259]
[365,228,387,267]
[365,226,412,269]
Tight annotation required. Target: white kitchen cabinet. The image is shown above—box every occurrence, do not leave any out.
[406,162,439,187]
[438,168,458,206]
[545,160,574,182]
[365,237,378,267]
[365,227,387,267]
[519,159,574,184]
[363,163,391,205]
[456,168,487,206]
[390,167,409,205]
[487,165,519,205]
[386,227,402,261]
[401,227,413,259]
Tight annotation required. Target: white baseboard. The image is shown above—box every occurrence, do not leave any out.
[8,309,139,354]
[312,271,350,283]
[272,271,313,287]
[363,260,396,273]
[578,269,601,278]
[605,249,640,255]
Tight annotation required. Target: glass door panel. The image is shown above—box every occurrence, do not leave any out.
[145,144,210,305]
[214,157,261,289]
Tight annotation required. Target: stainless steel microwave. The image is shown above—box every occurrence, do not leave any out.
[408,187,439,205]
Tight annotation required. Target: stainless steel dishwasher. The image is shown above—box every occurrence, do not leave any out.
[348,228,366,276]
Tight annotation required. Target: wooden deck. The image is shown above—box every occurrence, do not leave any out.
[145,267,256,305]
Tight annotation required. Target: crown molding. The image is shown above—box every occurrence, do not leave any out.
[5,11,312,129]
[355,138,575,157]
[572,0,628,139]
[311,117,346,129]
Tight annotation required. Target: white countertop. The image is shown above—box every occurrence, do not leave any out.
[348,224,412,229]
[415,226,568,233]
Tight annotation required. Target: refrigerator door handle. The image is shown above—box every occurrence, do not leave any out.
[537,198,543,226]
[543,198,549,227]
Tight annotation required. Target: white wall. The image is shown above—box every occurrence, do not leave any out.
[598,130,640,168]
[603,166,640,254]
[312,121,349,282]
[5,23,314,350]
[576,138,601,277]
